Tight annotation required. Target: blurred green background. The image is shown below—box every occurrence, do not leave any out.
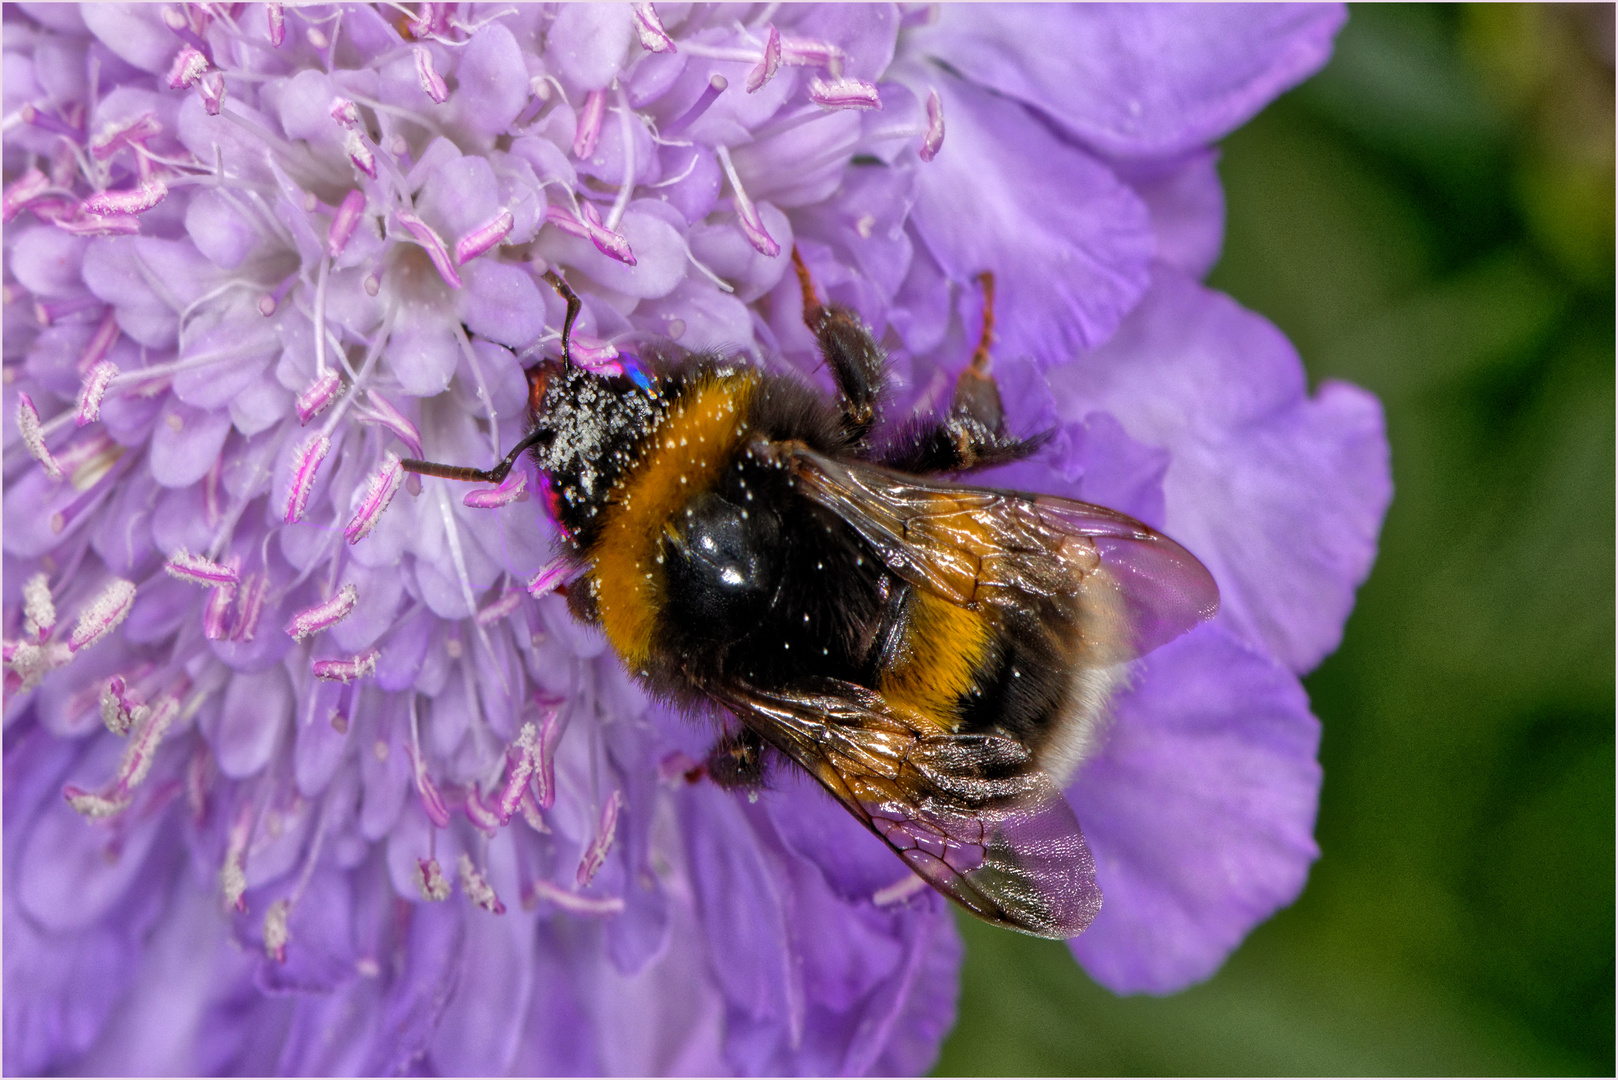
[937,5,1615,1075]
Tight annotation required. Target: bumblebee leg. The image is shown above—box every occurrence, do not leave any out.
[792,247,886,441]
[704,726,769,791]
[878,272,1047,474]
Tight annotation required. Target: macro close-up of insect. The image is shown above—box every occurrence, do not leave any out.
[11,3,1604,1074]
[401,253,1219,939]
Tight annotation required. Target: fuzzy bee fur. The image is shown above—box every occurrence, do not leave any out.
[402,259,1218,938]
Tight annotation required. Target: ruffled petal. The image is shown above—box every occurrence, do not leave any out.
[1049,267,1392,672]
[1067,623,1322,993]
[1115,149,1227,279]
[79,5,172,75]
[910,3,1347,159]
[451,23,530,138]
[907,72,1153,364]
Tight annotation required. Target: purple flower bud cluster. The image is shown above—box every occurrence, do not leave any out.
[2,4,1388,1075]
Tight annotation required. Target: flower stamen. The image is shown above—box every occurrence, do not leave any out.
[101,676,145,736]
[808,76,882,112]
[199,72,227,117]
[344,131,377,178]
[493,721,540,822]
[394,211,462,288]
[526,557,568,598]
[416,856,451,901]
[921,87,945,161]
[76,359,119,426]
[575,789,622,887]
[353,393,423,457]
[345,453,404,543]
[17,393,64,481]
[327,189,366,258]
[452,208,513,266]
[458,853,506,913]
[286,583,358,640]
[259,272,298,317]
[282,432,331,524]
[22,573,55,642]
[407,700,453,827]
[2,168,52,222]
[81,177,168,216]
[167,45,210,90]
[312,648,379,683]
[203,581,235,640]
[263,898,291,962]
[464,469,525,509]
[413,46,449,104]
[233,574,268,641]
[221,800,254,911]
[64,693,180,819]
[746,26,782,93]
[329,97,361,130]
[89,113,162,163]
[67,578,137,651]
[716,144,779,257]
[632,3,676,52]
[474,590,523,626]
[573,89,606,160]
[464,787,502,836]
[295,370,344,424]
[526,878,624,916]
[782,36,846,74]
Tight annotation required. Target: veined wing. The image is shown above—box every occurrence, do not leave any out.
[781,444,1218,659]
[711,676,1102,939]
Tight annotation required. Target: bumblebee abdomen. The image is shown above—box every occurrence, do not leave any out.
[877,589,998,731]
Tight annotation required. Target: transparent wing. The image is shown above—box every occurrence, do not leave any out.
[782,445,1218,659]
[711,677,1102,939]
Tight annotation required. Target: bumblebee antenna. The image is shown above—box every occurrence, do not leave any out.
[402,271,578,484]
[401,428,547,485]
[542,269,581,368]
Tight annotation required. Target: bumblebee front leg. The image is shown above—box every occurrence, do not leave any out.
[879,271,1047,474]
[792,247,887,442]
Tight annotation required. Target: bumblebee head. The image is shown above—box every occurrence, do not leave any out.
[524,361,662,530]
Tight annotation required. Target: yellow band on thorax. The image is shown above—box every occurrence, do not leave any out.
[587,370,760,667]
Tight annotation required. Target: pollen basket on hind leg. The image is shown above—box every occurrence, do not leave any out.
[587,369,762,667]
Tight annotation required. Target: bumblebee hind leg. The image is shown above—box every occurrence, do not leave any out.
[879,271,1049,474]
[792,247,886,442]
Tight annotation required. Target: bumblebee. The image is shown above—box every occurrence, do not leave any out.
[402,255,1218,939]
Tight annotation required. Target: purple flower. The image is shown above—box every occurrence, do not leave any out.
[2,3,1385,1075]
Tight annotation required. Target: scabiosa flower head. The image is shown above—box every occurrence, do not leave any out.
[3,3,1386,1075]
